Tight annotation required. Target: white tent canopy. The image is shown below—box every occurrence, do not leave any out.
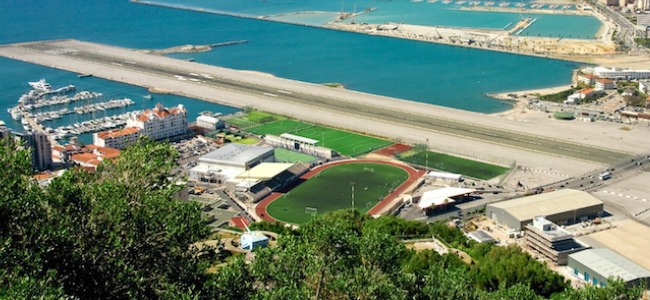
[417,187,475,209]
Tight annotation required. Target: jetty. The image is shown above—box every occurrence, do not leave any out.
[508,17,535,35]
[142,40,247,55]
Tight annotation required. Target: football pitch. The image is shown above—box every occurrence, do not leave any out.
[247,119,312,136]
[399,150,509,180]
[274,148,318,163]
[266,163,409,224]
[247,119,392,157]
[226,111,285,129]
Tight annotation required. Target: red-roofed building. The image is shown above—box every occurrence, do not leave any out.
[93,104,188,149]
[579,88,595,100]
[229,216,251,230]
[595,79,615,92]
[579,73,599,86]
[64,145,121,170]
[126,103,188,142]
[93,127,141,149]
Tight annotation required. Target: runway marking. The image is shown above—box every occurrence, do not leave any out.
[263,92,278,97]
[277,90,293,95]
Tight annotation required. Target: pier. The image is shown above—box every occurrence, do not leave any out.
[142,40,247,55]
[0,39,631,165]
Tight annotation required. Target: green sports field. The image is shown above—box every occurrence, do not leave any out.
[266,163,409,224]
[274,148,318,163]
[399,150,509,180]
[292,126,392,157]
[226,111,285,128]
[245,119,392,157]
[247,119,313,136]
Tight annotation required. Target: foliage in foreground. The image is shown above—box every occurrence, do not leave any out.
[0,137,644,299]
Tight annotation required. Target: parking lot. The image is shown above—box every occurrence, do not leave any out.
[172,136,220,166]
[591,171,650,224]
[189,190,246,229]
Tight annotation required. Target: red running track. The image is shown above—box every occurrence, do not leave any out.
[255,159,425,223]
[373,143,413,157]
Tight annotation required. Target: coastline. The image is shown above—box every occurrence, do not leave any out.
[487,85,572,101]
[324,22,620,65]
[457,6,592,16]
[129,0,650,68]
[486,69,578,115]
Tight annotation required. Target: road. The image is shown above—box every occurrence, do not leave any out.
[0,40,632,164]
[591,0,644,53]
[541,153,650,191]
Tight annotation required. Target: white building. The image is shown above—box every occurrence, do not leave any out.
[241,231,269,250]
[639,80,650,94]
[592,67,650,80]
[94,104,188,149]
[126,104,188,141]
[565,93,582,104]
[189,143,275,184]
[196,115,224,131]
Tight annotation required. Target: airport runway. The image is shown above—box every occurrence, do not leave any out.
[0,40,631,164]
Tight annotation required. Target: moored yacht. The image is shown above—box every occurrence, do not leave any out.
[28,78,53,92]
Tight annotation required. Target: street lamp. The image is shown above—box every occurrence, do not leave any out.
[425,138,429,169]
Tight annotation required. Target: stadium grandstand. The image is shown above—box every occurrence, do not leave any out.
[232,162,309,202]
[416,187,476,212]
[264,134,336,159]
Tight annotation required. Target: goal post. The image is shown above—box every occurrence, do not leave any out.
[305,207,318,217]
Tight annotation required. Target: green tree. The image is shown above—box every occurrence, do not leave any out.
[0,137,50,282]
[470,245,569,297]
[41,140,209,299]
[554,278,643,300]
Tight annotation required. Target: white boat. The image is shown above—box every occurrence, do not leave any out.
[9,108,22,120]
[28,79,53,92]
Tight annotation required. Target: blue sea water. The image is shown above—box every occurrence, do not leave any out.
[0,0,585,139]
[149,0,601,38]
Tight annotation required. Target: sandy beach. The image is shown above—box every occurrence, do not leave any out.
[458,6,592,16]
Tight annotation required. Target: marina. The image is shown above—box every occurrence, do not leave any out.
[50,112,134,140]
[6,78,140,142]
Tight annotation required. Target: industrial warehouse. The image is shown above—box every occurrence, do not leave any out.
[568,248,650,287]
[486,189,604,232]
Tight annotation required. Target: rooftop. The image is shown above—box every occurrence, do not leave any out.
[199,143,273,165]
[527,216,574,242]
[236,163,295,181]
[569,248,650,282]
[578,220,650,271]
[279,133,319,145]
[417,187,474,209]
[487,189,603,221]
[468,230,496,243]
[96,127,140,139]
[71,153,101,165]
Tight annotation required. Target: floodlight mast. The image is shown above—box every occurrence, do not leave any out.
[351,182,356,210]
